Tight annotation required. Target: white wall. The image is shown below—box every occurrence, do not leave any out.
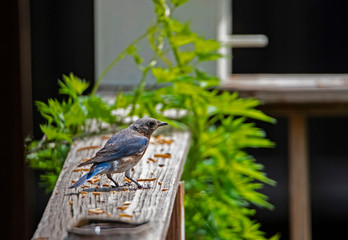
[95,0,219,88]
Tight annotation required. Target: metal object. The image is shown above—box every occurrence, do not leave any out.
[222,34,269,48]
[67,218,150,240]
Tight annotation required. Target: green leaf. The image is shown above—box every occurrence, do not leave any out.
[210,92,276,123]
[170,19,191,34]
[147,25,158,51]
[197,52,222,61]
[126,44,137,55]
[36,99,71,129]
[58,73,89,98]
[83,95,115,124]
[194,38,220,53]
[232,161,276,186]
[133,53,143,65]
[40,125,72,143]
[170,0,190,7]
[270,233,281,240]
[36,101,54,124]
[178,51,195,65]
[40,172,59,193]
[126,44,143,65]
[152,67,179,82]
[172,82,208,99]
[63,101,86,131]
[170,34,196,47]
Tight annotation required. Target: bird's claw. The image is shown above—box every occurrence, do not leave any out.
[117,182,132,188]
[137,184,151,189]
[109,182,151,189]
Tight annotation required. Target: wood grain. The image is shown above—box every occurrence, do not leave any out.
[32,129,190,240]
[222,74,348,104]
[166,181,185,240]
[289,114,311,240]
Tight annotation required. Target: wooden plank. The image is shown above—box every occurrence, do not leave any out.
[235,90,348,104]
[225,74,348,90]
[32,129,190,240]
[221,74,348,103]
[166,181,185,240]
[259,103,348,117]
[288,114,311,240]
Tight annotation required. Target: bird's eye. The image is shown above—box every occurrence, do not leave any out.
[148,121,155,126]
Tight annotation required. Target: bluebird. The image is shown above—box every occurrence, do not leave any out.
[69,117,168,189]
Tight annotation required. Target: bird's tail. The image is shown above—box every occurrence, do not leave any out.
[69,163,109,189]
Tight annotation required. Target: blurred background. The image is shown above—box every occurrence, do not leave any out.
[3,0,348,239]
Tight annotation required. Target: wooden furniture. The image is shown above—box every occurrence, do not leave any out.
[222,74,348,240]
[32,129,190,240]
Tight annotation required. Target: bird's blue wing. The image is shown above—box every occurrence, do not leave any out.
[96,136,149,161]
[78,131,149,166]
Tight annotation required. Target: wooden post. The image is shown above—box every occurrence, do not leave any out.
[166,181,185,240]
[288,114,311,240]
[3,0,32,239]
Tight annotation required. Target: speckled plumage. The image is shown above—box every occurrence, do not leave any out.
[69,117,168,189]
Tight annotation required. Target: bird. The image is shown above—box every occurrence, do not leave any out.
[69,117,168,189]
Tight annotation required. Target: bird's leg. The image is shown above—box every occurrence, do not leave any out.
[125,170,150,189]
[107,173,119,188]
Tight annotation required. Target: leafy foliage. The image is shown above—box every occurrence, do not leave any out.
[26,73,119,191]
[27,0,280,239]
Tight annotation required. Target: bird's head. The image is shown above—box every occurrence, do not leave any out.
[129,117,168,138]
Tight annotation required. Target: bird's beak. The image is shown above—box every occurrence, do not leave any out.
[159,122,168,127]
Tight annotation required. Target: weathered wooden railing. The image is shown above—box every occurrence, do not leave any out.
[32,128,190,240]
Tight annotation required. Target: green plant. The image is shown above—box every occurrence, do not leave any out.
[26,74,121,189]
[27,0,279,239]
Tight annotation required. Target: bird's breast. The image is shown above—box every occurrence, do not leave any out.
[110,152,144,173]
